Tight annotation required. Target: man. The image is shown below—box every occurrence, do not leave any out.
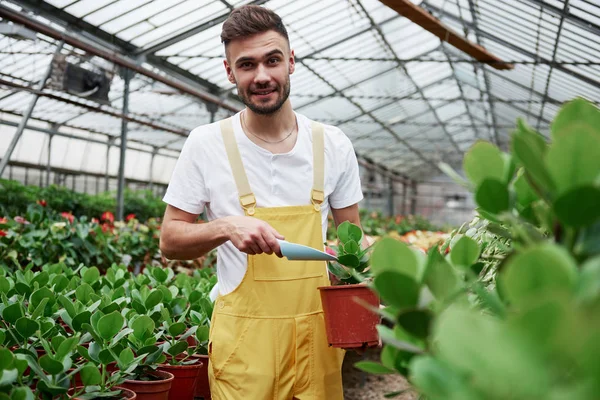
[160,5,366,399]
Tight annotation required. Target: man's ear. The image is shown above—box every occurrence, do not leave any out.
[224,59,236,84]
[289,49,295,75]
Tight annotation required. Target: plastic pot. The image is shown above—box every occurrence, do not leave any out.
[192,355,211,400]
[158,361,203,400]
[120,370,174,400]
[68,386,137,399]
[318,283,380,348]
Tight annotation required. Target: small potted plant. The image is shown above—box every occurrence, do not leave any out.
[117,315,174,400]
[318,221,380,348]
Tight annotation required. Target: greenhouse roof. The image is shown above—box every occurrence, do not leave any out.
[0,0,599,183]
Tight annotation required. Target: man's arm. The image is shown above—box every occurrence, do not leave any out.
[159,205,285,260]
[330,203,369,249]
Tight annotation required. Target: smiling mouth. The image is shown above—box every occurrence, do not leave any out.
[252,89,276,96]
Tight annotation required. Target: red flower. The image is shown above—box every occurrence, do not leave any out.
[395,215,404,224]
[91,218,99,223]
[0,230,6,237]
[37,199,47,207]
[14,216,29,224]
[101,211,115,223]
[125,213,136,222]
[60,212,74,224]
[0,217,7,224]
[101,223,111,233]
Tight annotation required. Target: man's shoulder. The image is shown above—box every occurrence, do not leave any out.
[296,112,351,144]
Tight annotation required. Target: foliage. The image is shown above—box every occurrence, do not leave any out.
[0,180,166,222]
[326,221,373,284]
[359,98,600,400]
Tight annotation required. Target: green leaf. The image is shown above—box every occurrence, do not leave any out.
[80,363,102,386]
[463,141,506,186]
[397,310,432,340]
[337,221,352,243]
[167,340,188,356]
[196,325,210,343]
[2,303,23,324]
[337,254,360,269]
[55,337,78,361]
[513,169,539,207]
[511,122,555,194]
[152,268,168,283]
[51,275,69,293]
[82,267,100,285]
[132,315,155,340]
[14,283,31,298]
[475,179,509,214]
[0,348,14,369]
[450,236,481,268]
[373,271,419,310]
[575,256,600,304]
[97,311,124,341]
[58,296,76,319]
[371,238,419,280]
[551,97,600,140]
[15,317,39,339]
[0,369,17,386]
[10,386,34,400]
[31,271,49,288]
[145,290,164,310]
[438,162,471,189]
[119,347,134,366]
[91,310,104,334]
[30,287,54,310]
[354,361,395,374]
[500,243,578,306]
[73,311,92,332]
[424,248,458,301]
[344,240,360,255]
[75,283,94,304]
[39,355,64,375]
[168,322,187,337]
[0,276,11,294]
[347,223,364,244]
[30,297,49,320]
[553,186,600,228]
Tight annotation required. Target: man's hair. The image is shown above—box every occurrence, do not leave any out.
[221,5,289,47]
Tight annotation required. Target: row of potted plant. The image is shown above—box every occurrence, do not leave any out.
[0,261,216,400]
[342,98,600,399]
[0,181,166,223]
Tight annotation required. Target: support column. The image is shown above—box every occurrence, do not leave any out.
[149,147,158,192]
[116,68,132,221]
[0,41,64,176]
[402,182,407,215]
[46,132,53,187]
[387,177,395,217]
[105,137,116,192]
[410,180,418,215]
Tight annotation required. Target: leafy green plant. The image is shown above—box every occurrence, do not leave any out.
[326,221,372,284]
[358,98,600,400]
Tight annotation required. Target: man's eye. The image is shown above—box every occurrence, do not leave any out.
[240,62,252,68]
[268,58,279,64]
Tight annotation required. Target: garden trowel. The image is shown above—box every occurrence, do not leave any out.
[277,239,337,261]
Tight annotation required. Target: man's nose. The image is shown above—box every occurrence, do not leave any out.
[254,64,270,84]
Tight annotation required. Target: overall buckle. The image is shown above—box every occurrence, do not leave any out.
[239,193,256,216]
[311,189,324,212]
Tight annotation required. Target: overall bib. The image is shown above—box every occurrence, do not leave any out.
[208,118,345,399]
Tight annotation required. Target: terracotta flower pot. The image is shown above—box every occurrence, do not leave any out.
[68,386,137,399]
[318,283,380,348]
[120,370,174,400]
[158,361,203,400]
[192,355,211,400]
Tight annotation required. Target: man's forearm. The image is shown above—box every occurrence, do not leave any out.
[160,219,230,260]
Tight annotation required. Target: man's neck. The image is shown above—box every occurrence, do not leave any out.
[243,101,295,141]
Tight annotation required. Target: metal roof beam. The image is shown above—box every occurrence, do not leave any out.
[536,0,570,132]
[523,0,600,36]
[425,2,600,90]
[135,0,269,57]
[357,0,462,154]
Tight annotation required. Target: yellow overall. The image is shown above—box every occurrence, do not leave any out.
[207,118,345,399]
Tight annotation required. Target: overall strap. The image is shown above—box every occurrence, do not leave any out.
[311,121,325,211]
[220,117,256,215]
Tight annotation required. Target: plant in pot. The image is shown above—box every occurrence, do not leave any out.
[318,221,380,349]
[0,346,35,400]
[187,299,213,400]
[117,314,174,400]
[75,310,140,399]
[156,311,203,400]
[354,98,600,400]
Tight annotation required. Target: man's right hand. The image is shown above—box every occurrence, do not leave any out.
[223,216,285,257]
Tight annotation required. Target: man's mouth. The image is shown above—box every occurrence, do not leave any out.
[252,88,276,96]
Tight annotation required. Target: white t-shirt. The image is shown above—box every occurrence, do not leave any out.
[163,111,363,298]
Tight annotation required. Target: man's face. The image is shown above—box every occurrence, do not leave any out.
[224,30,295,115]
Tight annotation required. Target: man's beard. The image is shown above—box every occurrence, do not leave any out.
[237,78,291,116]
